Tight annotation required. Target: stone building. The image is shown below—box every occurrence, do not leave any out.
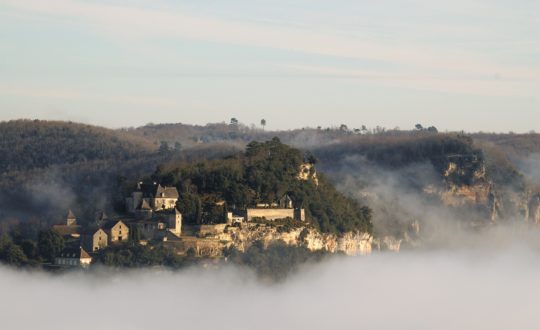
[52,210,81,239]
[226,212,245,225]
[126,183,179,213]
[66,210,77,226]
[245,194,305,221]
[101,220,129,243]
[166,209,182,237]
[81,228,108,252]
[130,208,182,241]
[54,247,92,268]
[279,194,293,208]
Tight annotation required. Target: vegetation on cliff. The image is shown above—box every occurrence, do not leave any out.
[149,138,373,234]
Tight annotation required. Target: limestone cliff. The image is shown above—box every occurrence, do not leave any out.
[204,224,373,256]
[422,155,503,221]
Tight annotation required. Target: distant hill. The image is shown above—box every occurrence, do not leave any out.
[472,133,540,157]
[0,120,156,173]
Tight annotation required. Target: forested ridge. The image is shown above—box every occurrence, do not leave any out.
[0,119,536,235]
[0,120,155,173]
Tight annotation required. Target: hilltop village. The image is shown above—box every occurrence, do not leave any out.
[34,139,374,268]
[51,180,320,268]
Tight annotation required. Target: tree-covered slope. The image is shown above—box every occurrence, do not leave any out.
[148,138,373,234]
[0,120,156,173]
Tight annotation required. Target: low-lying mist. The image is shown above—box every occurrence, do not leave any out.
[2,229,540,330]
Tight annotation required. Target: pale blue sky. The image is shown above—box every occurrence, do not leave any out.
[1,0,539,131]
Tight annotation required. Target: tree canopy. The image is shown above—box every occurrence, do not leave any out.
[151,138,373,233]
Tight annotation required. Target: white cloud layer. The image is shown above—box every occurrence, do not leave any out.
[1,243,540,330]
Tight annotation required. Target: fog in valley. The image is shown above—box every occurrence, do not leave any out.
[2,233,540,330]
[3,137,539,330]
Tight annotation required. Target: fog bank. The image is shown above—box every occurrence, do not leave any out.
[1,247,539,330]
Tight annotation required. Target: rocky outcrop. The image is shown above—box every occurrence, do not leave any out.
[223,224,372,256]
[298,163,319,186]
[423,157,504,221]
[372,236,402,252]
[527,194,540,225]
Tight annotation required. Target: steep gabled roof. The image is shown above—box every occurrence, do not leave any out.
[134,182,179,199]
[80,227,106,236]
[139,199,152,210]
[165,231,181,241]
[80,247,92,259]
[67,209,76,219]
[155,185,179,199]
[280,194,293,202]
[52,225,81,237]
[101,220,126,230]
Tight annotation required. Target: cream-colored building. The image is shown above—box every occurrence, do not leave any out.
[167,209,182,237]
[245,194,305,221]
[81,228,108,252]
[102,220,129,243]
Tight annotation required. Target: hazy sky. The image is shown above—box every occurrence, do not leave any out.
[1,0,539,131]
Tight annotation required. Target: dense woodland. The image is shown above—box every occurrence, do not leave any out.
[148,138,373,234]
[0,120,156,173]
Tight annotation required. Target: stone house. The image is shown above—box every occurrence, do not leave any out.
[130,208,182,241]
[126,183,180,213]
[81,228,108,252]
[101,220,129,243]
[131,219,167,241]
[54,247,92,268]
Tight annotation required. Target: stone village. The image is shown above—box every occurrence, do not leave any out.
[52,183,310,268]
[51,161,375,268]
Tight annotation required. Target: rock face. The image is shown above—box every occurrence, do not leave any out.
[372,236,402,252]
[225,224,372,256]
[297,163,319,186]
[527,194,540,225]
[423,156,504,221]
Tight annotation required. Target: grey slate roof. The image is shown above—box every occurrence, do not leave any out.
[58,247,91,259]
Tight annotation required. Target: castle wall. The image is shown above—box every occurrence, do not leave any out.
[246,208,295,221]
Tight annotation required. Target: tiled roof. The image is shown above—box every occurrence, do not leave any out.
[52,225,81,236]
